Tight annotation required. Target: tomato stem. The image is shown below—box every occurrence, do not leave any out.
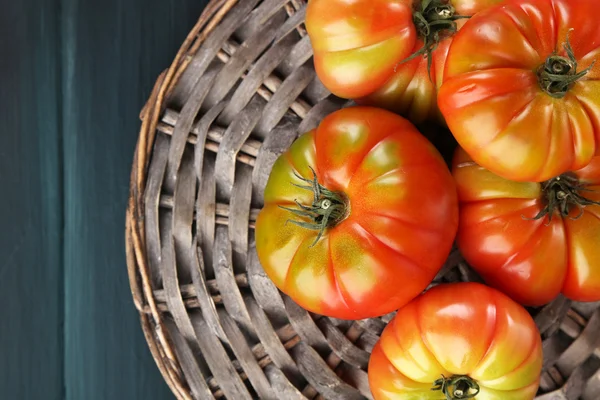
[538,30,595,98]
[395,0,469,78]
[431,375,480,400]
[528,173,600,222]
[279,167,349,246]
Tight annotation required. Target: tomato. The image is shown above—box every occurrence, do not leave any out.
[255,107,458,320]
[306,0,504,124]
[368,282,543,400]
[439,0,600,183]
[453,147,600,306]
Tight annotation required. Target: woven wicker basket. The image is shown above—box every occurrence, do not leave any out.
[125,1,600,398]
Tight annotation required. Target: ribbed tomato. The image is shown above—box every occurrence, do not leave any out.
[306,0,504,124]
[439,0,600,182]
[255,107,458,320]
[453,147,600,306]
[369,282,543,400]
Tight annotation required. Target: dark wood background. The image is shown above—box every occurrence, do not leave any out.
[1,0,208,398]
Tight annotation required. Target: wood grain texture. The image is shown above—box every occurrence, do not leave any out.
[60,0,209,399]
[0,1,63,399]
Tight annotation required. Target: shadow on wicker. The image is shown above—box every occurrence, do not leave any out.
[125,0,600,398]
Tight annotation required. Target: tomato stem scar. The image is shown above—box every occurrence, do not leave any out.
[395,0,469,79]
[538,29,595,99]
[431,374,480,399]
[526,173,600,222]
[279,167,349,246]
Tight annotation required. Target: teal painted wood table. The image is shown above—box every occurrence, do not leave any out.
[1,1,207,398]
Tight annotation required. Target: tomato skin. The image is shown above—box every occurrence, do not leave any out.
[306,0,504,124]
[454,147,600,306]
[255,107,458,320]
[306,0,415,99]
[439,0,600,182]
[355,38,451,125]
[368,282,543,399]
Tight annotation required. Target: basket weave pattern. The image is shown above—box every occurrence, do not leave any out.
[125,0,600,398]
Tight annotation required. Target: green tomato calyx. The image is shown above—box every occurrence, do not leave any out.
[431,375,480,400]
[395,0,469,78]
[538,30,595,99]
[279,167,349,246]
[529,173,600,222]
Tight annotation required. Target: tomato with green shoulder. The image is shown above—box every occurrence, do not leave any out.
[439,0,600,182]
[306,0,504,124]
[369,282,543,399]
[454,147,600,306]
[255,107,458,320]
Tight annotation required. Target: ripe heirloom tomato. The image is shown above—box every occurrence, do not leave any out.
[369,282,543,400]
[306,0,504,124]
[439,0,600,183]
[255,107,458,320]
[454,147,600,306]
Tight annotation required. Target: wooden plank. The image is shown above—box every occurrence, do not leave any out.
[61,1,209,399]
[0,1,63,399]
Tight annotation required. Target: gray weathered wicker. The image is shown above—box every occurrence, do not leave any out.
[125,0,600,398]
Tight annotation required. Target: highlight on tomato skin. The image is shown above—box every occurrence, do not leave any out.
[439,0,600,183]
[254,106,459,320]
[453,147,600,307]
[305,0,505,124]
[306,0,416,100]
[368,282,543,400]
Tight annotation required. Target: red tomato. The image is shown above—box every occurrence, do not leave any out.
[255,107,458,320]
[439,0,600,183]
[306,0,504,124]
[454,147,600,306]
[369,282,543,400]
